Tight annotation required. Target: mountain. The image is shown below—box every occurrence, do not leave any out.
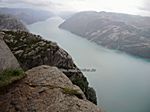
[0,8,54,24]
[0,14,28,31]
[60,11,150,59]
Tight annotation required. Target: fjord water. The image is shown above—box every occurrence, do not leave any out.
[28,17,150,112]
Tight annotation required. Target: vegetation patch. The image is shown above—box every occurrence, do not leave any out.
[0,69,25,88]
[62,87,83,99]
[71,76,88,93]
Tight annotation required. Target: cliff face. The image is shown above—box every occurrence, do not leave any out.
[0,65,101,112]
[0,14,28,31]
[60,11,150,59]
[0,32,20,72]
[2,30,97,104]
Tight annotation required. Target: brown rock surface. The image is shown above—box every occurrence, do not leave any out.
[0,65,101,112]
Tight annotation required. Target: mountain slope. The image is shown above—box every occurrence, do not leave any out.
[0,8,54,24]
[60,11,150,59]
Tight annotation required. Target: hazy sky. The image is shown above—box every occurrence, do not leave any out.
[0,0,150,16]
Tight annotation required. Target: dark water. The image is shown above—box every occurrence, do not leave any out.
[28,17,150,112]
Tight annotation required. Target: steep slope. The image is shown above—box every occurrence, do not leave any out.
[0,8,54,24]
[0,65,101,112]
[0,14,28,31]
[0,32,20,71]
[60,11,150,59]
[2,30,97,104]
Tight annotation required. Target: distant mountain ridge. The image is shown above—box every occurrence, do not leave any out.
[59,11,150,59]
[0,8,54,24]
[0,14,28,31]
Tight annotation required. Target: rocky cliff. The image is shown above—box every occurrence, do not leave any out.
[0,32,20,71]
[60,11,150,59]
[0,65,101,112]
[2,30,97,104]
[0,10,100,111]
[0,31,102,112]
[0,14,28,31]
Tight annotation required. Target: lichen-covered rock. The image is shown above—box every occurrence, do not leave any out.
[0,65,101,112]
[2,30,97,104]
[0,32,20,72]
[2,30,74,70]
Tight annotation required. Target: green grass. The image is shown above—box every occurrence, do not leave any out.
[62,87,83,99]
[62,87,79,95]
[0,69,25,88]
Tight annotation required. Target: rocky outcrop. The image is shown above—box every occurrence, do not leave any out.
[2,30,97,104]
[0,8,54,25]
[2,31,75,70]
[0,65,101,112]
[60,11,150,59]
[0,14,28,31]
[0,32,20,72]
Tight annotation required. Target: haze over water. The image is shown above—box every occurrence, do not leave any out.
[28,17,150,112]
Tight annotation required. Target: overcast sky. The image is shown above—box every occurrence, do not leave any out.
[0,0,150,16]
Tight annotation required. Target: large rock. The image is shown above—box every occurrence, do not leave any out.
[0,32,20,72]
[0,65,101,112]
[2,30,97,104]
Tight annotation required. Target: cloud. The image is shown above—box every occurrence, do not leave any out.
[139,0,150,11]
[0,0,65,12]
[0,0,54,6]
[1,0,150,16]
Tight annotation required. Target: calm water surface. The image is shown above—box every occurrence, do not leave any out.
[28,17,150,112]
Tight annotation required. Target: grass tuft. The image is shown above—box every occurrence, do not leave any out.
[62,87,83,99]
[0,69,25,88]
